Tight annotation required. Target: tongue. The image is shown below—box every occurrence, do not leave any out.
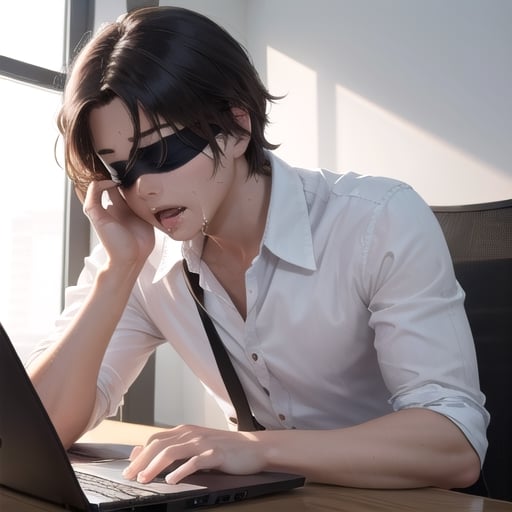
[158,208,184,230]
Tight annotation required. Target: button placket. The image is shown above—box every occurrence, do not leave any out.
[245,269,258,312]
[264,373,293,428]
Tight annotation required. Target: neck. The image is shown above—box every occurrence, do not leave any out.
[203,171,271,268]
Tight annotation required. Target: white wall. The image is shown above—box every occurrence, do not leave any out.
[247,0,512,205]
[93,0,512,427]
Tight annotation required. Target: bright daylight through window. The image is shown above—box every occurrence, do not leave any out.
[0,1,67,362]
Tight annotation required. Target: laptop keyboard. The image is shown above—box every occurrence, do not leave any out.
[76,470,161,500]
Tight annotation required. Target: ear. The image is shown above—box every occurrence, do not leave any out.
[230,107,251,158]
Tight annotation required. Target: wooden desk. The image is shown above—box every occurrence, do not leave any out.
[2,420,511,512]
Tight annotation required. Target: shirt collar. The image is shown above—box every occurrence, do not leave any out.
[153,152,316,283]
[261,152,317,271]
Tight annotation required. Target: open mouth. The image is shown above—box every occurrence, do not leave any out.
[155,207,186,230]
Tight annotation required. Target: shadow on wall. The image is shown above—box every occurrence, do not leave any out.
[248,0,512,205]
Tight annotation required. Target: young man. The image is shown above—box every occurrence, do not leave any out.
[28,6,488,489]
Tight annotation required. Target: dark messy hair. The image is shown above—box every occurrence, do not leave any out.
[57,6,280,194]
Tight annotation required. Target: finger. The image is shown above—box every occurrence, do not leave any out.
[124,426,214,482]
[102,187,136,223]
[123,438,183,481]
[123,441,159,480]
[144,425,198,446]
[104,184,129,210]
[84,179,118,203]
[82,180,118,221]
[129,445,143,461]
[123,428,193,479]
[134,451,180,484]
[165,449,223,485]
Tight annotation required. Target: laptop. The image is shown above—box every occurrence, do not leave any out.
[0,322,305,511]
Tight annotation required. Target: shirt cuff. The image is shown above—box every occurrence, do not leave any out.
[390,383,490,466]
[84,364,125,432]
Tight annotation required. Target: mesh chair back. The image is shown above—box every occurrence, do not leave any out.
[432,199,512,501]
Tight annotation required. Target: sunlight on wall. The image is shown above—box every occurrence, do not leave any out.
[266,46,318,169]
[336,85,511,206]
[265,45,510,207]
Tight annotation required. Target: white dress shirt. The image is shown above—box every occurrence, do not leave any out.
[30,152,489,464]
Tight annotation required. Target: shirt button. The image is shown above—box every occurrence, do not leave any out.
[278,414,286,421]
[229,417,238,425]
[251,353,258,362]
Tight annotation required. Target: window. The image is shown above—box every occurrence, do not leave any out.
[0,1,93,362]
[0,2,66,71]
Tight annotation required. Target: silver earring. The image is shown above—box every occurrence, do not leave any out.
[201,217,209,236]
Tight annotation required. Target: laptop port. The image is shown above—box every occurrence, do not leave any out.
[234,491,248,501]
[187,494,209,507]
[215,494,231,504]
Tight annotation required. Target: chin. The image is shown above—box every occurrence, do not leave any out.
[158,225,200,243]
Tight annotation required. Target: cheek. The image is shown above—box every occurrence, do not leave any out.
[180,155,217,190]
[119,189,153,218]
[189,151,216,175]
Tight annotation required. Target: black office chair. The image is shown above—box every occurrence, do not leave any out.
[432,199,512,501]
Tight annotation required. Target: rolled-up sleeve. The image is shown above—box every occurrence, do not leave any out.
[363,184,489,464]
[27,243,165,430]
